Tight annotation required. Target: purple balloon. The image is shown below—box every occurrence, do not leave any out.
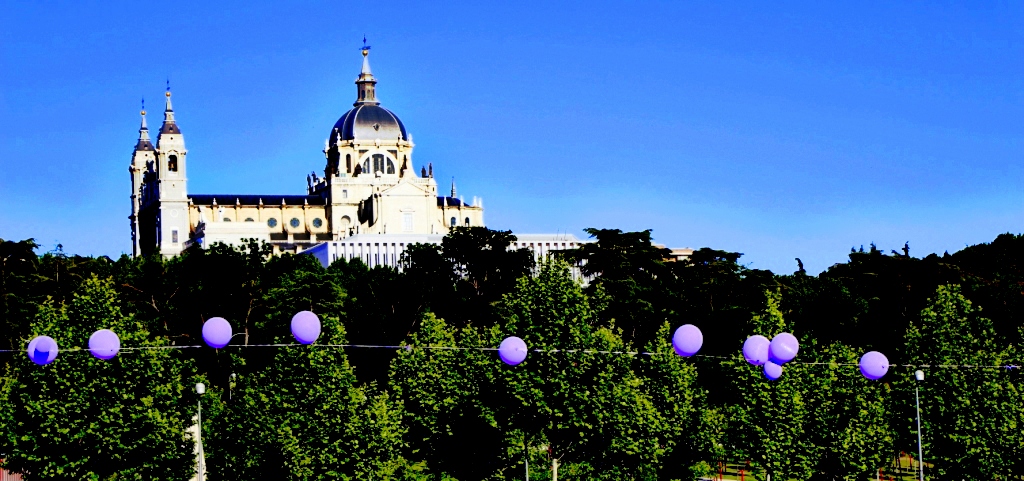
[88,329,121,360]
[859,351,890,381]
[769,332,799,364]
[26,336,59,365]
[763,360,783,381]
[202,317,233,349]
[291,311,321,345]
[498,336,528,366]
[742,335,771,366]
[672,324,703,357]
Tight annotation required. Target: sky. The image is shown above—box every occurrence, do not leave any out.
[1,1,1021,274]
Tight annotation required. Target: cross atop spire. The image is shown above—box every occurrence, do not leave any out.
[354,41,379,106]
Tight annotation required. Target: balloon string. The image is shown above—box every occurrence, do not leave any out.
[2,345,1021,370]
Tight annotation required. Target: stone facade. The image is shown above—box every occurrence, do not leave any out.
[129,47,483,258]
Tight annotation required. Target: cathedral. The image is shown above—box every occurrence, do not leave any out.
[129,46,590,268]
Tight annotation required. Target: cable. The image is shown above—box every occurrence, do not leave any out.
[3,342,1021,370]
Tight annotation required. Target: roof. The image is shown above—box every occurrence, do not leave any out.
[331,105,408,143]
[188,194,327,206]
[436,196,474,207]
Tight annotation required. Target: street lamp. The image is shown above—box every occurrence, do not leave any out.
[196,382,206,481]
[914,370,925,481]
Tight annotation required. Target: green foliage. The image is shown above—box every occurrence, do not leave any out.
[208,314,415,480]
[901,284,1023,478]
[2,231,1024,478]
[2,275,196,480]
[557,228,671,347]
[403,226,535,329]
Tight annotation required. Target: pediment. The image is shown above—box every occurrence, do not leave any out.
[379,179,431,197]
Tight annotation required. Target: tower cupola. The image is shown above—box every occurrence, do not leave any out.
[354,47,379,107]
[160,88,181,135]
[135,105,154,152]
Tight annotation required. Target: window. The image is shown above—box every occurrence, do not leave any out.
[268,218,278,227]
[290,218,301,228]
[402,213,413,233]
[342,189,348,199]
[346,154,351,172]
[450,217,456,227]
[245,217,254,222]
[171,229,179,244]
[362,159,370,173]
[372,154,384,173]
[465,217,470,227]
[312,218,323,228]
[168,155,178,172]
[386,159,395,174]
[223,218,232,222]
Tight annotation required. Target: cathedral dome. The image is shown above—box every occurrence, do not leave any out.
[331,105,408,143]
[329,47,409,145]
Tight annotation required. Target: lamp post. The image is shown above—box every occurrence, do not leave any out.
[914,370,925,481]
[196,382,206,481]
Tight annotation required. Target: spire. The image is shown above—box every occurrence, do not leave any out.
[135,99,154,151]
[354,40,380,107]
[163,85,175,123]
[361,50,372,75]
[160,82,182,135]
[450,177,457,198]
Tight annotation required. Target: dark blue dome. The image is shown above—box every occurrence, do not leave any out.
[331,105,408,144]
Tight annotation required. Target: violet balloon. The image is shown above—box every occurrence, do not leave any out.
[859,351,890,381]
[26,336,58,365]
[763,360,783,381]
[498,336,528,366]
[88,329,121,360]
[768,332,799,364]
[291,311,321,345]
[672,324,703,357]
[742,335,770,366]
[202,317,233,349]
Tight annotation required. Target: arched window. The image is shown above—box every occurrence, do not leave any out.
[450,217,456,227]
[372,154,385,173]
[346,154,352,173]
[362,159,370,173]
[168,155,178,172]
[386,159,395,174]
[464,217,470,227]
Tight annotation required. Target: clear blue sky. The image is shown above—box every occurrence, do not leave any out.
[1,1,1021,274]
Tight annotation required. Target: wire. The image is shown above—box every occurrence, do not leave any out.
[3,342,1021,371]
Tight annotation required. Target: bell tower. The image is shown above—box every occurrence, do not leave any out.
[145,87,190,257]
[129,103,155,257]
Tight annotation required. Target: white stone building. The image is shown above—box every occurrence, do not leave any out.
[128,47,690,267]
[130,47,487,259]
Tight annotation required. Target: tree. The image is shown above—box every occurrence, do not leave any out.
[1,275,196,480]
[403,227,535,329]
[641,322,724,480]
[207,312,416,480]
[557,228,671,347]
[801,343,892,479]
[728,291,814,480]
[0,238,41,352]
[899,284,1023,478]
[391,261,673,480]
